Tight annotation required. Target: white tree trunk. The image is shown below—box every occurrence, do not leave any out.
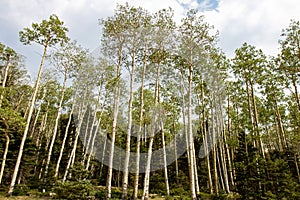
[142,125,155,200]
[30,88,46,138]
[187,65,196,200]
[0,54,10,107]
[133,49,147,199]
[99,134,107,178]
[174,126,179,182]
[54,97,75,178]
[7,44,48,196]
[204,126,213,193]
[106,48,122,199]
[161,123,170,195]
[63,104,87,182]
[0,118,9,184]
[122,53,135,199]
[192,141,199,194]
[45,70,68,178]
[83,85,103,166]
[85,104,106,170]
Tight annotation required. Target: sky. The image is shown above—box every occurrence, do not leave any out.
[1,0,300,78]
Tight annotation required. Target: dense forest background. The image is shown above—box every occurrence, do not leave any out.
[0,3,299,200]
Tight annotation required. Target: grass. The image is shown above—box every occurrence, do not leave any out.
[0,197,49,200]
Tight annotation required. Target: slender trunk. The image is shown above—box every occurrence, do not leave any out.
[224,124,235,188]
[0,118,9,184]
[106,47,122,199]
[54,96,75,178]
[211,106,219,195]
[291,76,300,112]
[117,154,122,188]
[45,69,68,178]
[142,62,161,200]
[180,69,190,191]
[30,87,47,138]
[161,123,170,196]
[203,124,213,193]
[63,106,87,182]
[187,64,196,199]
[122,52,135,199]
[80,109,91,167]
[174,122,179,183]
[275,109,284,151]
[71,97,88,169]
[39,126,52,180]
[246,81,255,148]
[220,131,230,193]
[133,134,141,199]
[250,81,265,158]
[201,80,213,193]
[33,106,47,178]
[213,145,219,194]
[192,141,199,194]
[62,88,88,181]
[83,83,103,166]
[275,100,287,149]
[7,42,48,196]
[216,146,225,191]
[86,105,105,170]
[133,48,147,200]
[99,134,107,178]
[0,54,10,107]
[35,101,50,179]
[35,102,49,179]
[17,170,22,185]
[141,123,155,200]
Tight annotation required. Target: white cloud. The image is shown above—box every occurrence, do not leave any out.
[0,0,299,77]
[203,0,300,57]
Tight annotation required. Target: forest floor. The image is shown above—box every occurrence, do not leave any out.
[0,195,166,200]
[0,197,166,200]
[0,197,49,200]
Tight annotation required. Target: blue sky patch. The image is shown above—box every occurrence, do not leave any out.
[177,0,220,12]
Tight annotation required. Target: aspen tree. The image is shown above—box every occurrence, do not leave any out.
[8,15,68,196]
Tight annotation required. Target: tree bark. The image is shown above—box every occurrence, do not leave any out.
[54,94,75,178]
[187,64,196,199]
[7,42,48,196]
[0,118,9,184]
[86,103,105,171]
[122,51,135,199]
[106,47,122,199]
[83,82,103,167]
[45,68,68,178]
[133,48,147,200]
[0,53,11,107]
[63,102,87,182]
[141,123,155,200]
[29,87,46,138]
[142,61,161,200]
[250,80,265,158]
[291,75,300,112]
[161,123,170,196]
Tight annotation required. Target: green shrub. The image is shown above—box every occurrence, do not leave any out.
[169,187,190,196]
[111,188,122,199]
[53,180,95,200]
[95,189,105,199]
[12,184,30,196]
[94,187,132,200]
